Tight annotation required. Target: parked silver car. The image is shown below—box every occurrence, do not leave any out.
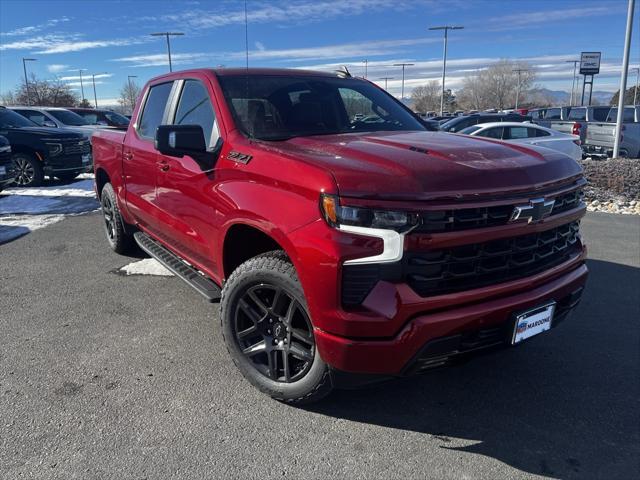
[9,106,102,142]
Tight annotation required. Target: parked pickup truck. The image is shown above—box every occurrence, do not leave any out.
[92,68,588,403]
[531,106,611,145]
[0,106,92,186]
[583,106,640,158]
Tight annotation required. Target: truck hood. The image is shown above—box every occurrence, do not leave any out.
[271,131,583,200]
[3,126,85,140]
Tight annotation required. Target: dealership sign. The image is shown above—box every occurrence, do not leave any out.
[580,52,601,75]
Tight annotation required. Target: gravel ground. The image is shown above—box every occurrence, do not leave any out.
[580,158,640,215]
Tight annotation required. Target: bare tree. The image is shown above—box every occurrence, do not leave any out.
[411,80,441,113]
[456,60,536,110]
[2,73,79,106]
[118,79,142,114]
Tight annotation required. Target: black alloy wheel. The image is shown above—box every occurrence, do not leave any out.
[233,283,315,383]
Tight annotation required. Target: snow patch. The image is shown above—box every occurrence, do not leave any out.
[119,258,174,277]
[0,214,65,244]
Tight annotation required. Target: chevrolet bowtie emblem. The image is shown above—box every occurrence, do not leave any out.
[510,198,555,224]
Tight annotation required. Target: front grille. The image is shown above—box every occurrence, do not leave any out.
[63,140,90,156]
[405,221,581,297]
[414,187,584,234]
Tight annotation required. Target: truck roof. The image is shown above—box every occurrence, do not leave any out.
[146,67,350,84]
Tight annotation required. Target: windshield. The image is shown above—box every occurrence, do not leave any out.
[0,109,37,128]
[217,75,425,140]
[48,109,90,126]
[460,125,482,135]
[105,111,130,126]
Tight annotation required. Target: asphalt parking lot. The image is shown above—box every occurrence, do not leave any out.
[1,199,638,478]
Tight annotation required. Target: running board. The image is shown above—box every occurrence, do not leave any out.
[133,231,221,302]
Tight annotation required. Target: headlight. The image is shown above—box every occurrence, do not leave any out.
[0,145,10,154]
[45,142,63,156]
[320,194,419,233]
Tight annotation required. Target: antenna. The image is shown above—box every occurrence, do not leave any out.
[244,0,249,69]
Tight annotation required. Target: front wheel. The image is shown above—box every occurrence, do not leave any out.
[220,251,332,404]
[12,153,44,187]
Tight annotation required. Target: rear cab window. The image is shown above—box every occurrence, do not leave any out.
[545,108,561,120]
[137,82,174,139]
[606,108,636,123]
[567,108,586,121]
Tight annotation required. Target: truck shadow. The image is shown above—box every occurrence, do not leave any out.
[306,259,639,479]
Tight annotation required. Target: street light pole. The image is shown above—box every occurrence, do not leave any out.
[363,59,368,79]
[392,63,414,101]
[378,77,394,90]
[513,68,528,109]
[565,60,579,105]
[77,69,87,103]
[91,73,106,108]
[613,0,635,158]
[150,32,184,72]
[429,25,464,115]
[22,58,37,105]
[631,67,640,105]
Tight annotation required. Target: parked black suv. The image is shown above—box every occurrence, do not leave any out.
[0,135,15,192]
[439,113,532,133]
[0,107,91,187]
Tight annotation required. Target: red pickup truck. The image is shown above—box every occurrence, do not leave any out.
[93,68,588,404]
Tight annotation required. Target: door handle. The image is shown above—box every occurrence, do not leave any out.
[123,152,133,161]
[157,160,170,172]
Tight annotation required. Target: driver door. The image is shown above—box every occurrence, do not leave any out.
[155,77,224,274]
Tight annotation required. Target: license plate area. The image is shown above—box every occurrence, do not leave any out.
[512,302,555,344]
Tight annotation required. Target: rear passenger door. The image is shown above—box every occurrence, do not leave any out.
[123,80,174,235]
[155,77,223,273]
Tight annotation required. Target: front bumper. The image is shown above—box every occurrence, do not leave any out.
[43,153,93,175]
[315,261,587,375]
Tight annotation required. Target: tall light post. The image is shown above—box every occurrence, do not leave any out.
[150,32,184,72]
[613,0,635,158]
[91,73,106,108]
[565,60,579,105]
[363,59,368,79]
[22,58,37,105]
[513,68,528,109]
[429,25,464,115]
[379,77,394,90]
[127,75,138,113]
[630,67,639,105]
[393,63,414,101]
[76,69,87,103]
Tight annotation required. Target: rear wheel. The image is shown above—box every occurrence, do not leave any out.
[100,182,133,254]
[12,153,44,187]
[220,251,332,404]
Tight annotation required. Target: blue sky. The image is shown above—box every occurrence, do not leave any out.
[0,0,638,106]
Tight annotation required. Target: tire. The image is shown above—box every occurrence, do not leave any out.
[220,251,332,404]
[56,172,79,182]
[12,153,44,187]
[100,183,133,254]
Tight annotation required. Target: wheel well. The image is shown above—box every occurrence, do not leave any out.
[223,224,284,279]
[95,168,110,199]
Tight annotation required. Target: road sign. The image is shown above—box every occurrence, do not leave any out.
[580,52,601,75]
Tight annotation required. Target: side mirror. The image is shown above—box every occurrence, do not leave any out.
[155,124,223,171]
[43,120,57,128]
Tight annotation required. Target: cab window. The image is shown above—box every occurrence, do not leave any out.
[138,82,173,139]
[173,80,219,149]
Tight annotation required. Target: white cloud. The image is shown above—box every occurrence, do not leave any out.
[111,52,210,68]
[255,41,266,52]
[65,80,107,87]
[59,73,113,81]
[146,0,431,29]
[484,6,622,31]
[0,33,149,54]
[47,64,70,73]
[1,16,70,37]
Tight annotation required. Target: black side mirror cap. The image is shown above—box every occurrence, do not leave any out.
[155,124,206,157]
[155,124,223,172]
